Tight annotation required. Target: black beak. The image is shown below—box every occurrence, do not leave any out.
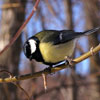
[29,56,32,61]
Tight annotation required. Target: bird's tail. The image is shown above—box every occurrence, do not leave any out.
[82,27,100,35]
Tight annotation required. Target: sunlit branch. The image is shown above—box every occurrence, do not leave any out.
[0,3,21,9]
[0,44,100,83]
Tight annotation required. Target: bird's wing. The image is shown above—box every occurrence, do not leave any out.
[39,30,77,64]
[39,30,79,45]
[36,27,100,45]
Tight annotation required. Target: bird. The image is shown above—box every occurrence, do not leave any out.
[23,27,100,67]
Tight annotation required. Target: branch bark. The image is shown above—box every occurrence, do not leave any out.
[0,44,100,83]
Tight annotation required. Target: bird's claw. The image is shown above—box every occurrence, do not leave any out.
[65,56,75,68]
[44,66,55,75]
[44,66,52,73]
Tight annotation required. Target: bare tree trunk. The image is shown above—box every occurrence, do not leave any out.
[0,0,26,100]
[62,0,74,100]
[82,0,100,73]
[79,0,100,100]
[64,0,73,29]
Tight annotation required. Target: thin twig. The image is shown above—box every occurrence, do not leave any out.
[0,0,40,55]
[42,73,47,91]
[15,83,30,100]
[0,70,30,100]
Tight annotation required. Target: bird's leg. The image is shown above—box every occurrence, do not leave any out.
[65,56,75,67]
[49,65,55,74]
[50,65,53,68]
[44,65,53,74]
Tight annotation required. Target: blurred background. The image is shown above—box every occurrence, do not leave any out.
[0,0,100,100]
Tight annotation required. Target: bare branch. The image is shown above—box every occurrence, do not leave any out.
[0,70,30,100]
[0,44,100,83]
[0,3,21,9]
[15,83,30,100]
[42,73,47,91]
[0,0,40,55]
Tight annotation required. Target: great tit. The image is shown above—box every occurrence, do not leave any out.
[23,27,100,66]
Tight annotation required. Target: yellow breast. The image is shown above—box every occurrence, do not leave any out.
[39,40,76,63]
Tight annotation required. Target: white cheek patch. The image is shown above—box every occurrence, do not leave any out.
[28,39,36,54]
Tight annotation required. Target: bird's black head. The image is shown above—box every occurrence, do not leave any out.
[23,36,40,61]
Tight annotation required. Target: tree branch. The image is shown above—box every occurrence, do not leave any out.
[0,3,21,9]
[0,44,100,83]
[0,0,40,55]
